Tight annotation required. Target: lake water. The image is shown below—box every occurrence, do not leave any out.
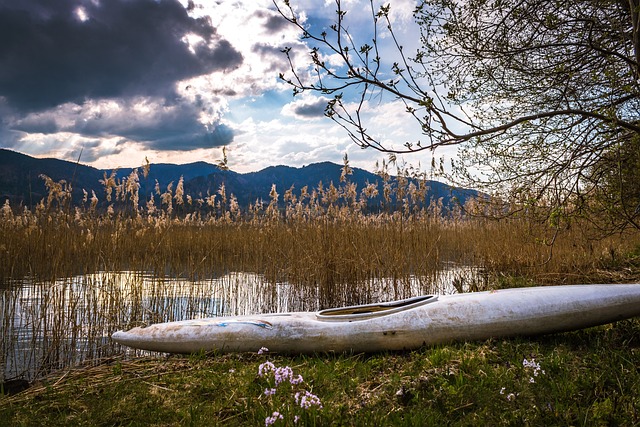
[1,266,486,382]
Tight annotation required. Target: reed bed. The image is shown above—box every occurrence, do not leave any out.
[1,206,633,288]
[1,165,639,385]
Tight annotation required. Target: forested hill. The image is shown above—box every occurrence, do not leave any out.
[0,149,477,211]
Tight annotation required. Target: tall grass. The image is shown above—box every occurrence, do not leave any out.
[1,163,639,383]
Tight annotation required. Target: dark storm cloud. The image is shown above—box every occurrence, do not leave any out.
[261,12,289,32]
[291,98,328,118]
[0,0,243,113]
[148,123,235,150]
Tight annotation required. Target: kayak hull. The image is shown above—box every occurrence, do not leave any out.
[111,284,640,354]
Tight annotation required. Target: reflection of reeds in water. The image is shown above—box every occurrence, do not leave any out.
[2,272,241,381]
[1,160,637,382]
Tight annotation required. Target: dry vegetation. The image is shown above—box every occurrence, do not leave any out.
[2,161,637,285]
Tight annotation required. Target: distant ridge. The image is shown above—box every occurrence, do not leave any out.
[0,148,477,210]
[0,149,105,208]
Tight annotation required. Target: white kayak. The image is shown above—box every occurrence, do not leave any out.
[111,284,640,354]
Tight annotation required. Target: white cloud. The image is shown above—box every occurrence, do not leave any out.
[12,96,223,141]
[74,6,89,22]
[180,0,305,99]
[13,131,125,164]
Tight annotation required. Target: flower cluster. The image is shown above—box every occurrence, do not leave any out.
[258,361,276,377]
[258,361,305,387]
[258,348,323,426]
[295,390,323,409]
[522,358,545,383]
[501,357,546,401]
[265,411,283,426]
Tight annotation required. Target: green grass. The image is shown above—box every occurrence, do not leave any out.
[2,319,639,426]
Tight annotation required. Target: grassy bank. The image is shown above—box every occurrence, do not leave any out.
[2,318,639,426]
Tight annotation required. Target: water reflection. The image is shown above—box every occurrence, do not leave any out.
[1,266,484,382]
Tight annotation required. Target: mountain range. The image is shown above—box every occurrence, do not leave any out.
[0,148,477,211]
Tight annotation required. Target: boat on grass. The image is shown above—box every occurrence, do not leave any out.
[111,284,640,354]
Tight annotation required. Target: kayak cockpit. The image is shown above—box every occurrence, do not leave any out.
[316,295,437,321]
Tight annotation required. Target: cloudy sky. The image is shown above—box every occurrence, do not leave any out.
[0,0,450,173]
